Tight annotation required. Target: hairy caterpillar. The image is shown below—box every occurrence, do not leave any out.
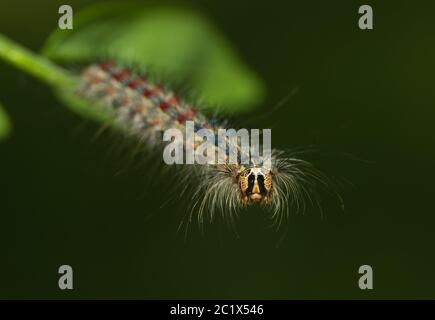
[78,61,343,230]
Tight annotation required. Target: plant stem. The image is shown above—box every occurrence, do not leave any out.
[0,33,114,125]
[0,33,77,87]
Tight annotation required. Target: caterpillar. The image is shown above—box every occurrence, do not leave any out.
[0,32,344,232]
[78,61,343,231]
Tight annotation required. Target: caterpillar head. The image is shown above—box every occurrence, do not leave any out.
[238,167,272,206]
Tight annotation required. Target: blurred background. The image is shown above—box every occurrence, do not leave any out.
[0,0,434,299]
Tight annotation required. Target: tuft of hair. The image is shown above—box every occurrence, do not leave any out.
[269,149,344,229]
[178,149,344,235]
[183,164,240,233]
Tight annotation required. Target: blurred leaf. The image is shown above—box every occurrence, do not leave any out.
[42,2,265,113]
[0,102,12,141]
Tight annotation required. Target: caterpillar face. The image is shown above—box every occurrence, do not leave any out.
[238,167,272,205]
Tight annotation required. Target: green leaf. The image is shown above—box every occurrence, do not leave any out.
[0,102,12,141]
[42,2,265,113]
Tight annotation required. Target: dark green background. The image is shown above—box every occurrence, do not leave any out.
[1,0,434,299]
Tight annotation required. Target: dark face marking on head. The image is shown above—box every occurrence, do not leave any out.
[247,173,255,194]
[257,174,267,195]
[245,173,267,196]
[238,167,273,205]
